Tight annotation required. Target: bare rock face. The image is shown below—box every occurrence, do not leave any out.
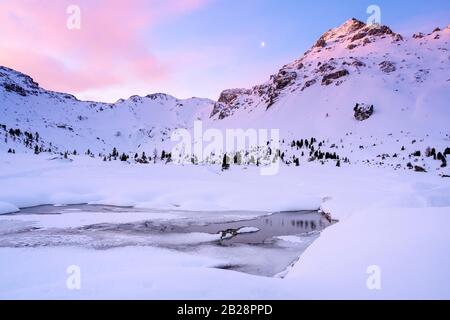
[354,103,374,121]
[311,19,402,53]
[317,62,337,73]
[273,70,297,90]
[301,79,317,91]
[210,88,252,119]
[350,24,398,42]
[343,58,366,68]
[414,165,427,173]
[379,61,396,73]
[344,18,367,33]
[314,36,327,48]
[320,18,366,46]
[2,83,27,96]
[322,69,349,85]
[217,89,252,105]
[265,69,298,109]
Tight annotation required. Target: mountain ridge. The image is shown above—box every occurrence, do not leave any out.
[1,19,449,175]
[209,19,449,123]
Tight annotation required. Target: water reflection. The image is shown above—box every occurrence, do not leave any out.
[186,211,332,245]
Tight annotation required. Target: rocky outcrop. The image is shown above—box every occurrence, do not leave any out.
[322,69,349,85]
[350,24,402,43]
[2,83,27,96]
[354,103,374,121]
[379,61,396,73]
[210,89,252,119]
[314,36,327,48]
[414,165,427,173]
[301,79,317,91]
[266,69,298,109]
[218,89,252,105]
[273,70,297,90]
[311,18,403,53]
[318,18,366,47]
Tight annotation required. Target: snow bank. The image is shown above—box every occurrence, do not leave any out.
[0,202,19,215]
[286,206,450,299]
[237,227,260,234]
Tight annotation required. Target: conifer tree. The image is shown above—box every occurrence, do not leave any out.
[222,154,230,170]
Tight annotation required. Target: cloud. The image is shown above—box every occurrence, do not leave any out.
[0,0,209,95]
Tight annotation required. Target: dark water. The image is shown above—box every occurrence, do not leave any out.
[186,211,331,245]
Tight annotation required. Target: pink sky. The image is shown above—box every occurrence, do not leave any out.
[0,0,210,101]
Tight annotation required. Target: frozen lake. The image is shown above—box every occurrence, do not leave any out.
[0,205,333,277]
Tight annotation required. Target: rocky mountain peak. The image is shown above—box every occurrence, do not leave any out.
[209,18,449,121]
[312,18,402,51]
[322,18,366,42]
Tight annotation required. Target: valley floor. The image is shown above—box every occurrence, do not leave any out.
[0,153,449,299]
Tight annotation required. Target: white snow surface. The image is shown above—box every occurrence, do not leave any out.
[237,227,260,234]
[0,201,19,215]
[0,154,449,299]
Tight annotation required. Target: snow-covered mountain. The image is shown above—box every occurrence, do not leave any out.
[209,18,449,137]
[0,66,214,154]
[1,19,449,173]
